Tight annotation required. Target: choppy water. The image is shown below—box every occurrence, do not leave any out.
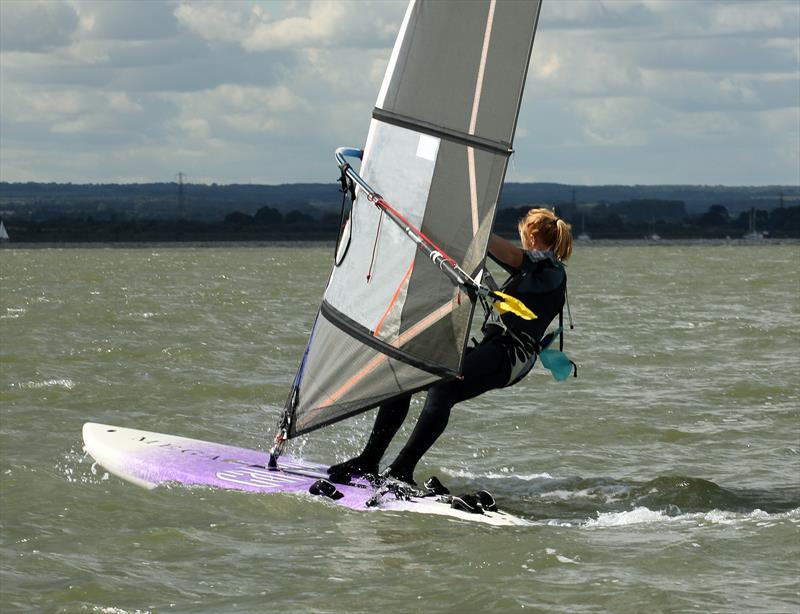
[1,241,798,613]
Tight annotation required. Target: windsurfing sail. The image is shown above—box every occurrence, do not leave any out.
[0,220,8,241]
[272,0,542,452]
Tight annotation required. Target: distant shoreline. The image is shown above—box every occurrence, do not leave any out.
[3,236,798,249]
[2,181,798,241]
[2,215,799,242]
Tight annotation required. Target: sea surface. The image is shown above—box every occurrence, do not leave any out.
[1,240,798,613]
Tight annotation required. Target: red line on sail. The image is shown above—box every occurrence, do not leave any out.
[375,197,458,268]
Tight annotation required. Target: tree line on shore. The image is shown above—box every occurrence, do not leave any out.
[0,180,798,241]
[3,200,798,242]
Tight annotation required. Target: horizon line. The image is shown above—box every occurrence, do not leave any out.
[1,180,798,189]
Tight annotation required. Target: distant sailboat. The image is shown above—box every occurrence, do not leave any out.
[742,208,765,240]
[645,218,660,241]
[0,220,9,241]
[577,213,590,241]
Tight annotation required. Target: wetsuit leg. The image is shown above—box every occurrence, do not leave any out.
[386,341,510,484]
[327,395,411,482]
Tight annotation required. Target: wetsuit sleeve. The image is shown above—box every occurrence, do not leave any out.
[487,251,520,275]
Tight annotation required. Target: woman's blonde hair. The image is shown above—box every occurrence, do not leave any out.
[518,208,573,262]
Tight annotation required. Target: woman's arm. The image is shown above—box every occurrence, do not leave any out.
[488,233,523,269]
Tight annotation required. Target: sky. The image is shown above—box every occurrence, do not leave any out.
[0,0,798,187]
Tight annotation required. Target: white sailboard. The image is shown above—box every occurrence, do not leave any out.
[83,423,528,526]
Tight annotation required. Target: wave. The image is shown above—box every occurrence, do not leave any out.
[57,447,110,486]
[577,506,800,529]
[443,471,800,524]
[1,307,26,319]
[447,467,555,482]
[12,378,76,390]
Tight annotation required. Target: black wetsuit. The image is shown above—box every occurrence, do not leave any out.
[328,251,567,485]
[487,249,567,385]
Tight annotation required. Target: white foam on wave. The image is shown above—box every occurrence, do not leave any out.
[545,547,580,564]
[537,486,629,504]
[695,508,800,526]
[58,447,110,485]
[581,506,800,529]
[128,311,159,319]
[445,467,555,481]
[14,378,75,390]
[584,506,672,528]
[1,307,26,319]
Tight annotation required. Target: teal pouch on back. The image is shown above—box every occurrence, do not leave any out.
[539,347,574,381]
[538,328,576,381]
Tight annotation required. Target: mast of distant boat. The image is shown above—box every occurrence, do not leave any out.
[646,217,660,241]
[743,208,764,240]
[577,212,590,241]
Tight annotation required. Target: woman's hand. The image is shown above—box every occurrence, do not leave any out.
[488,233,523,269]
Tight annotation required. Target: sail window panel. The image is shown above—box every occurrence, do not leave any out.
[443,145,510,283]
[411,139,508,266]
[325,121,439,336]
[325,186,413,334]
[394,141,508,364]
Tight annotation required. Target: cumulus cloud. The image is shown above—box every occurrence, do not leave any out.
[74,0,180,41]
[175,0,402,50]
[706,1,798,36]
[162,83,308,138]
[4,81,139,119]
[517,0,799,183]
[173,2,254,46]
[0,1,80,52]
[0,0,797,185]
[244,2,349,51]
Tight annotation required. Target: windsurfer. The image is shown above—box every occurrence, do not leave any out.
[328,208,574,485]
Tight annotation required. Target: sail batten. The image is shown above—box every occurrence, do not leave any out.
[371,108,512,155]
[281,0,542,439]
[319,300,460,379]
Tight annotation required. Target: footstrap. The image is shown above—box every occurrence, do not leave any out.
[309,479,344,501]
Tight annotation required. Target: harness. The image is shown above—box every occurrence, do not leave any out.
[477,253,577,386]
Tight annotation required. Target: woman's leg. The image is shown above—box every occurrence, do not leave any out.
[386,341,510,484]
[327,395,411,482]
